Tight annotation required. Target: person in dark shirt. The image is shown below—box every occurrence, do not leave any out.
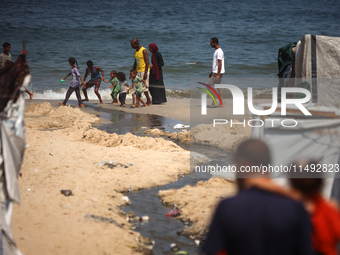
[201,139,313,255]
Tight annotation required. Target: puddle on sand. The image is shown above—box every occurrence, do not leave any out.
[85,104,232,254]
[87,105,190,135]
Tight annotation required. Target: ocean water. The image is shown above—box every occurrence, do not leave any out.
[2,0,340,100]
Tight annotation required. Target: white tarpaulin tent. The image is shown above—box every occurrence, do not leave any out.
[252,115,340,198]
[294,34,340,107]
[253,34,340,201]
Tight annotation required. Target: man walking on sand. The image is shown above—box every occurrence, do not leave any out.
[201,139,313,255]
[82,60,104,104]
[208,37,225,107]
[131,38,152,105]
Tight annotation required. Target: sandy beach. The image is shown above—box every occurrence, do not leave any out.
[11,98,252,254]
[4,0,340,253]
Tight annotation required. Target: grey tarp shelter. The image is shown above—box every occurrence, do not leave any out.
[0,52,28,255]
[253,34,340,201]
[0,94,26,255]
[254,35,340,252]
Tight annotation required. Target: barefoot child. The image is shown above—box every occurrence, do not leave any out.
[116,72,129,107]
[102,70,119,104]
[82,60,104,104]
[130,69,147,107]
[59,57,85,107]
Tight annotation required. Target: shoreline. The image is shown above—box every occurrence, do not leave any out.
[28,97,268,124]
[28,98,191,123]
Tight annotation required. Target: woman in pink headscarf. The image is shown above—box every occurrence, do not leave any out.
[148,43,167,104]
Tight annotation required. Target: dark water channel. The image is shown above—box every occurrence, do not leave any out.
[91,106,190,135]
[86,105,232,254]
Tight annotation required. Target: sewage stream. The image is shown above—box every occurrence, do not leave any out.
[123,143,232,255]
[86,104,232,254]
[90,106,190,135]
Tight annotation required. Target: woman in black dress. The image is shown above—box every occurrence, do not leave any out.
[148,43,167,104]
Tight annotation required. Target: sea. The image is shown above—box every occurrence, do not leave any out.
[2,0,340,100]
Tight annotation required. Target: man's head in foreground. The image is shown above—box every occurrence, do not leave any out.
[234,139,271,190]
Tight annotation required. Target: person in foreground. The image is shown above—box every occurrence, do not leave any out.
[201,139,313,255]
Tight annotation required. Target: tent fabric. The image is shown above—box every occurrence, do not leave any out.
[0,93,26,255]
[1,51,34,254]
[252,116,340,198]
[0,94,26,255]
[271,34,340,201]
[294,34,340,107]
[0,95,26,203]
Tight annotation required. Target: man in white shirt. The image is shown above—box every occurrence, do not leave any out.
[208,37,225,106]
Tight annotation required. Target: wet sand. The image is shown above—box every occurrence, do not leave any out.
[31,96,267,123]
[12,101,192,255]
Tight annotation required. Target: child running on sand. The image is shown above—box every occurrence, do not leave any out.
[130,69,147,107]
[116,72,129,107]
[59,57,85,107]
[102,70,119,104]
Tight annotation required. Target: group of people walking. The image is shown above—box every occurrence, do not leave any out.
[2,36,224,108]
[60,38,167,108]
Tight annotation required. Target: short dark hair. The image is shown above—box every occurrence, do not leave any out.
[117,72,126,81]
[290,178,323,197]
[111,70,118,75]
[234,139,271,191]
[3,42,10,48]
[86,60,93,67]
[130,69,137,74]
[211,37,219,44]
[289,159,324,197]
[234,139,271,167]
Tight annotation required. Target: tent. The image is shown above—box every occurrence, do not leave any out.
[253,34,340,201]
[0,51,29,255]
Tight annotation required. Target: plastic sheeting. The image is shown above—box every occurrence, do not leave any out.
[294,34,340,108]
[0,93,26,255]
[0,71,28,255]
[253,115,340,198]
